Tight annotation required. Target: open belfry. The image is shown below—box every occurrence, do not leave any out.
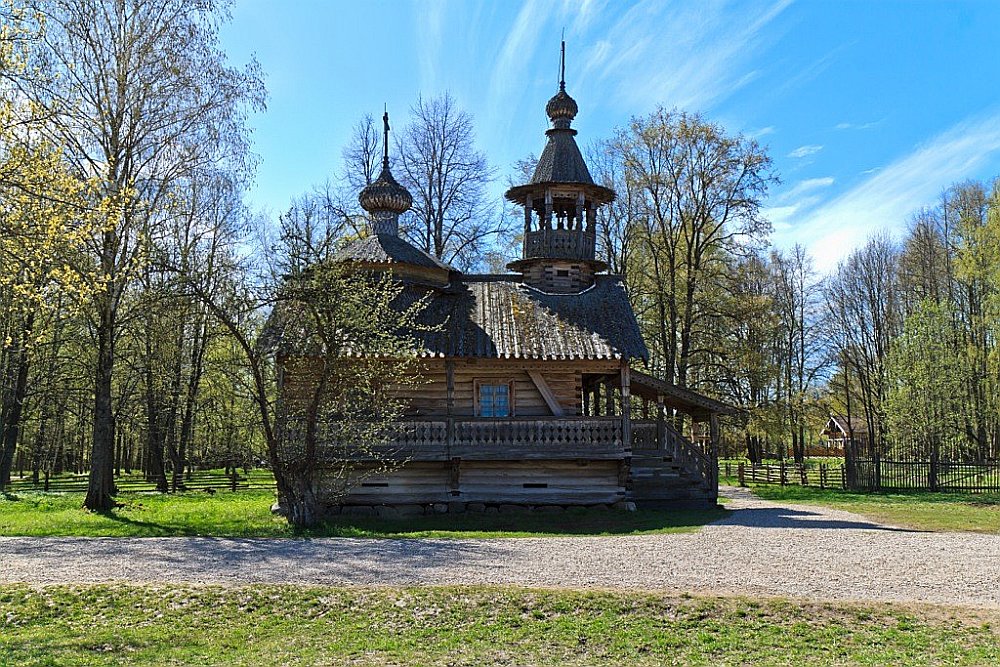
[271,44,735,515]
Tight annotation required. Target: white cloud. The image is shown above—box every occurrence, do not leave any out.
[748,126,776,139]
[416,0,447,92]
[487,0,557,130]
[788,144,823,158]
[835,120,880,130]
[780,176,834,201]
[579,0,793,111]
[782,110,1000,272]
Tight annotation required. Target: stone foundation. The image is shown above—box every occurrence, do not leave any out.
[317,500,636,518]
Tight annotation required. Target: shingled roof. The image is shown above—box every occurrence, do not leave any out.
[267,274,648,362]
[336,233,452,272]
[407,275,647,360]
[531,130,594,185]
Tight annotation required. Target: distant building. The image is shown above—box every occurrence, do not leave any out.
[819,414,871,457]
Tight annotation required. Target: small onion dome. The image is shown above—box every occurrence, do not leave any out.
[545,88,578,126]
[358,165,412,215]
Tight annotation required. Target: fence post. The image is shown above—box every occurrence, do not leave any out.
[819,463,826,489]
[800,464,808,486]
[230,466,238,492]
[840,464,846,489]
[929,447,939,492]
[780,460,786,486]
[738,462,745,487]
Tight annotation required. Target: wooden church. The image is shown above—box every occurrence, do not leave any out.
[272,56,734,514]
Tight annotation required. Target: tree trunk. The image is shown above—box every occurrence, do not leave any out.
[85,306,116,511]
[0,315,32,489]
[280,471,322,528]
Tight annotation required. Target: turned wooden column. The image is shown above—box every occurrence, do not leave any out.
[620,364,631,453]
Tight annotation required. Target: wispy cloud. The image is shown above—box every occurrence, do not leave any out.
[781,110,1000,271]
[579,0,793,111]
[416,0,447,92]
[486,0,558,137]
[781,176,834,201]
[788,144,823,158]
[835,120,880,130]
[747,126,776,139]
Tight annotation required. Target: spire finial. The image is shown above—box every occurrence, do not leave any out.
[382,105,390,169]
[559,32,566,91]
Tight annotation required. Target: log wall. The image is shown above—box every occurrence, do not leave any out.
[321,459,625,506]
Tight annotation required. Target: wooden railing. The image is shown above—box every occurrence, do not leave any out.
[631,419,716,489]
[524,227,596,260]
[452,417,623,459]
[286,417,626,461]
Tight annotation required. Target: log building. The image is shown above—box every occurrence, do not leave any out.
[273,55,735,513]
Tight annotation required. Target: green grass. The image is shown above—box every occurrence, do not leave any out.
[0,585,997,666]
[740,484,1000,533]
[0,490,724,538]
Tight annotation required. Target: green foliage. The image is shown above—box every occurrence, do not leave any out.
[886,299,968,456]
[1,585,997,666]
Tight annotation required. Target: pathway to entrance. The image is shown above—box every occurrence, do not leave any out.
[2,486,997,607]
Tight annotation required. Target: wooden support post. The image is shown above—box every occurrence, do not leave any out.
[544,190,553,229]
[446,360,455,458]
[449,457,461,495]
[656,393,666,453]
[524,195,533,257]
[709,413,720,493]
[620,364,631,453]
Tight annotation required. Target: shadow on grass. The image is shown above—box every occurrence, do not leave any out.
[306,506,729,538]
[93,509,200,537]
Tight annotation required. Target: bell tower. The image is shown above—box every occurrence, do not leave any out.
[505,41,615,293]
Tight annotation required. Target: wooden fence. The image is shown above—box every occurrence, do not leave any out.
[4,468,276,494]
[720,460,1000,493]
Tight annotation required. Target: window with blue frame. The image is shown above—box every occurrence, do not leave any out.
[475,380,513,417]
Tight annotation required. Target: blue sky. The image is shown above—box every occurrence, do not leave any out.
[220,0,1000,271]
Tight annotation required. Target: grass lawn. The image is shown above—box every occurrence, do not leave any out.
[738,484,1000,533]
[0,490,725,538]
[1,585,997,666]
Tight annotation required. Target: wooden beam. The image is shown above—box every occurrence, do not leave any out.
[526,370,565,417]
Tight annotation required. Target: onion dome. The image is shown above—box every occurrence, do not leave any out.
[545,87,578,129]
[358,164,412,215]
[358,110,412,235]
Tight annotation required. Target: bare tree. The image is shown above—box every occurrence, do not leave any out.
[397,93,499,270]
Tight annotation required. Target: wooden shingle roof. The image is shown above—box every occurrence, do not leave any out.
[265,273,648,362]
[406,275,648,361]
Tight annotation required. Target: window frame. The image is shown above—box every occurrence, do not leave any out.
[474,379,515,418]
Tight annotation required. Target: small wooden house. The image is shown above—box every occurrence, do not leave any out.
[819,414,870,457]
[273,71,735,514]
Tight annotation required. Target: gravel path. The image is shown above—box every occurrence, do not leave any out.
[2,486,998,608]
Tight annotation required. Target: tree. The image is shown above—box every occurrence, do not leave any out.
[397,93,499,270]
[885,299,966,471]
[611,108,776,391]
[185,209,428,527]
[11,0,264,509]
[825,236,904,471]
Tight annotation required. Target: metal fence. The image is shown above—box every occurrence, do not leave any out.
[720,460,1000,493]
